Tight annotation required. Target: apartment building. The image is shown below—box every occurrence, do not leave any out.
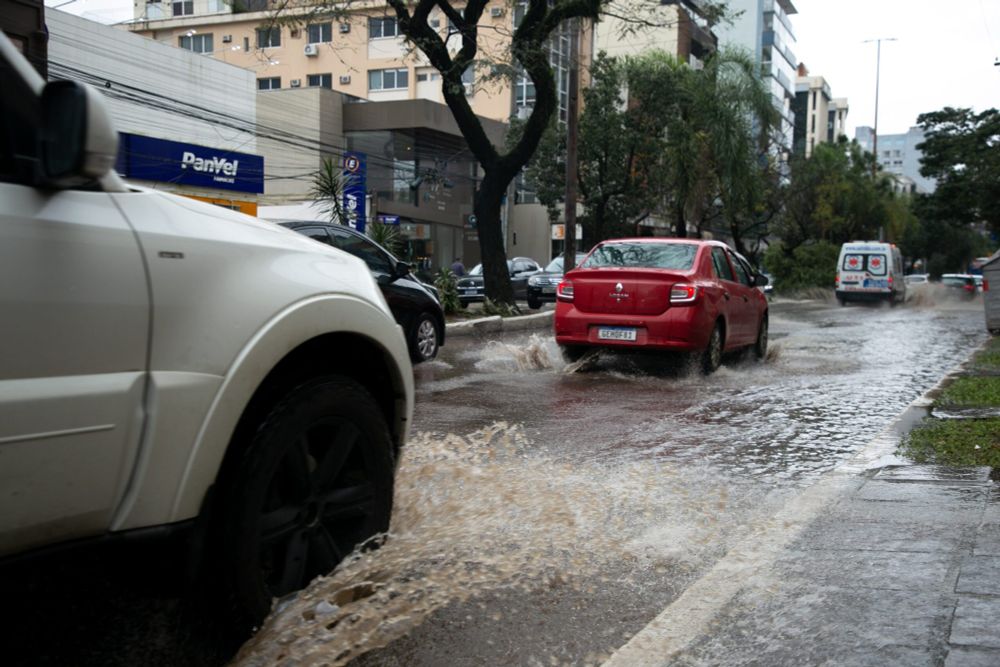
[792,65,849,157]
[856,125,936,194]
[128,0,528,122]
[716,0,799,154]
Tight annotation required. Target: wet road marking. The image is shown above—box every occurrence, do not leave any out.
[601,369,960,667]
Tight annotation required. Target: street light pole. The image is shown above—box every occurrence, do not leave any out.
[863,37,896,179]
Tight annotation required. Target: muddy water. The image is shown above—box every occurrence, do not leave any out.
[236,298,987,666]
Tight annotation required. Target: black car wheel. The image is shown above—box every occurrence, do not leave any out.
[754,315,768,360]
[527,295,542,310]
[560,344,587,362]
[218,376,394,627]
[701,323,723,374]
[410,313,440,363]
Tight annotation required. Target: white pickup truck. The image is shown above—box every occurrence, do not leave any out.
[0,31,413,630]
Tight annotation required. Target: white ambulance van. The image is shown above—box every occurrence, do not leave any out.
[835,241,906,306]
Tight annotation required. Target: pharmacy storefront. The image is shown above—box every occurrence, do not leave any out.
[115,133,264,215]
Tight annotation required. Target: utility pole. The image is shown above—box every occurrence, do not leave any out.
[562,18,580,274]
[863,37,896,179]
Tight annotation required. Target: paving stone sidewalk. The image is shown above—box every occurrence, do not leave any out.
[674,465,1000,666]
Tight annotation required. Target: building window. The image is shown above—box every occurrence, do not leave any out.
[369,17,398,39]
[172,1,193,17]
[368,68,408,91]
[257,77,281,90]
[179,33,213,53]
[308,73,333,88]
[308,22,332,44]
[514,72,535,108]
[256,27,281,48]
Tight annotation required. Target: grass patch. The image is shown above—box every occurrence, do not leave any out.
[900,418,1000,467]
[937,376,1000,407]
[970,336,1000,370]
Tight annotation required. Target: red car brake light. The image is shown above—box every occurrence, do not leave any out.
[670,284,698,304]
[557,279,574,301]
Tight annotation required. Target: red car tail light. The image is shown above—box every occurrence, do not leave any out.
[670,284,698,304]
[557,279,574,301]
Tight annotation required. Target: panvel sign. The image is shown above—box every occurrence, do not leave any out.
[116,133,264,194]
[342,152,367,233]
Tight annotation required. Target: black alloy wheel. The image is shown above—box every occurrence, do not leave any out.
[219,376,394,626]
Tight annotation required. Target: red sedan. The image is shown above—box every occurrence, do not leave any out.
[554,239,769,373]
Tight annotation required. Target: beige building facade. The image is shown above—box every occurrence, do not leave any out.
[128,1,524,122]
[792,65,849,158]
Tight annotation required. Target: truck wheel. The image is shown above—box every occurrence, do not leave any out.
[218,376,394,628]
[409,313,440,363]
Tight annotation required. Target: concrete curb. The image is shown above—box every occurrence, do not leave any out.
[445,310,553,337]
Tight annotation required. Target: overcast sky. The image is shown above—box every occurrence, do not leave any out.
[48,0,1000,138]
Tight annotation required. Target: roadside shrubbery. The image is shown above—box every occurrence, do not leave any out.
[763,241,840,293]
[433,269,462,315]
[899,336,1000,467]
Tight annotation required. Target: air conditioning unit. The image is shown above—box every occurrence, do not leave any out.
[490,7,505,17]
[222,34,232,43]
[339,23,351,33]
[339,75,351,84]
[290,79,301,87]
[304,43,319,56]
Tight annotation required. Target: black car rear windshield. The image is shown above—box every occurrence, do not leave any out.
[581,243,697,270]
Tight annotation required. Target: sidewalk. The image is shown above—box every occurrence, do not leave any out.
[671,465,999,666]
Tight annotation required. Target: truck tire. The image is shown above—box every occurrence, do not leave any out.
[216,376,394,628]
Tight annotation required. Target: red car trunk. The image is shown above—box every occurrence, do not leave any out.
[568,269,692,316]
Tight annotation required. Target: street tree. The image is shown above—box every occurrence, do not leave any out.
[916,107,1000,234]
[265,1,728,307]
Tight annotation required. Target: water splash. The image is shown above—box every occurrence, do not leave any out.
[234,423,763,667]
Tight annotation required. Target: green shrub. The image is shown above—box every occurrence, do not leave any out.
[433,268,462,314]
[482,297,520,317]
[763,241,840,292]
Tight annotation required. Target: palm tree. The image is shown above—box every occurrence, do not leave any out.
[309,157,346,224]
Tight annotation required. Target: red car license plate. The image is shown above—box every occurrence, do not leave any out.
[598,327,637,341]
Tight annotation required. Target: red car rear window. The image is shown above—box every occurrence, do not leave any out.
[582,243,697,270]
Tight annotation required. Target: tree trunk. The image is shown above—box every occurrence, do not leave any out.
[674,201,687,238]
[476,170,515,305]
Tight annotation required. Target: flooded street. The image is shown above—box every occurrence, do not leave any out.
[237,296,988,666]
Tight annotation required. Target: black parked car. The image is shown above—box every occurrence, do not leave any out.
[525,253,588,309]
[456,257,542,306]
[277,221,445,363]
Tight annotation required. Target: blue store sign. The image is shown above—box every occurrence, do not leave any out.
[342,151,367,233]
[116,133,264,194]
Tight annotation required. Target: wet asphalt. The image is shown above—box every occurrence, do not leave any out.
[3,295,994,666]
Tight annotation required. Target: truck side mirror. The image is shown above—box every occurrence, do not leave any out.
[40,80,118,188]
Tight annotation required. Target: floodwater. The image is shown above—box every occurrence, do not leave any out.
[236,296,987,666]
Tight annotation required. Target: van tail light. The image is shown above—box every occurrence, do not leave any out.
[985,279,990,292]
[670,284,698,304]
[557,280,574,301]
[835,274,840,288]
[888,275,893,287]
